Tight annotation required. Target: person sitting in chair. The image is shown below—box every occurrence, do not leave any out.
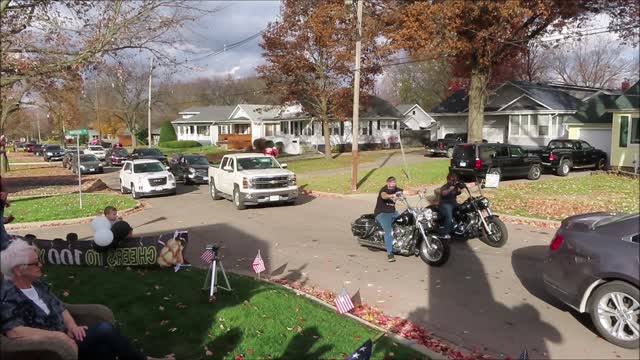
[0,239,174,360]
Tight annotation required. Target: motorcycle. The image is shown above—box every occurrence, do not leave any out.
[351,191,450,266]
[427,180,508,247]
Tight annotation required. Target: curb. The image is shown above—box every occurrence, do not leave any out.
[5,201,146,231]
[301,189,346,199]
[239,272,446,360]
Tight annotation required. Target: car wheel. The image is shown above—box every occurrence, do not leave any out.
[597,157,608,171]
[589,281,640,349]
[557,159,571,176]
[527,164,542,180]
[131,183,141,199]
[446,148,454,158]
[233,186,246,210]
[210,179,223,200]
[184,176,192,185]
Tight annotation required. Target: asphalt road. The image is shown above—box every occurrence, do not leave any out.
[9,169,638,359]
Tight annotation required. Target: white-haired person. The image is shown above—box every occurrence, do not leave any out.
[0,239,175,360]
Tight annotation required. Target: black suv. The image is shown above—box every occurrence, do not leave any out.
[42,144,65,161]
[449,143,542,181]
[131,148,168,164]
[169,153,210,184]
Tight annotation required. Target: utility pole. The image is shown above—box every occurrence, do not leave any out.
[147,56,154,148]
[95,77,101,140]
[350,0,363,192]
[37,116,41,143]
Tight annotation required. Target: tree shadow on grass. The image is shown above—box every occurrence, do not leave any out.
[280,326,333,360]
[204,327,243,360]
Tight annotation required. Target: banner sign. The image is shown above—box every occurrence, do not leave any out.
[485,173,500,188]
[16,231,188,268]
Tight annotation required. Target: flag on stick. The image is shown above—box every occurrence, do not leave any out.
[335,287,354,314]
[347,339,372,360]
[252,250,266,274]
[200,248,214,264]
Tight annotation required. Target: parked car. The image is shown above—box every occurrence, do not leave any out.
[544,212,639,349]
[131,148,168,164]
[119,159,176,199]
[24,142,37,152]
[169,154,210,185]
[538,139,608,176]
[31,144,43,155]
[105,148,129,166]
[426,133,488,158]
[42,144,65,161]
[71,154,103,174]
[208,153,298,210]
[84,145,106,160]
[62,152,77,169]
[64,146,81,154]
[449,143,542,181]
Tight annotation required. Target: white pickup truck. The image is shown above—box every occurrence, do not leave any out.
[208,153,298,210]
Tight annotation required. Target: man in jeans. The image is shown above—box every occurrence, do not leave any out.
[374,177,403,262]
[439,173,462,238]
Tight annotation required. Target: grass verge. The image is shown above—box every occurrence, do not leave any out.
[287,152,382,174]
[486,173,639,220]
[44,266,425,360]
[7,193,137,223]
[299,160,450,193]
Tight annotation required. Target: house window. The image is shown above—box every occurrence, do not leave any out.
[412,110,416,115]
[303,122,313,136]
[281,122,288,135]
[509,116,520,136]
[509,114,548,137]
[620,116,629,147]
[265,125,276,136]
[197,126,209,136]
[330,123,340,135]
[189,126,195,134]
[380,120,394,129]
[539,115,550,136]
[528,115,538,137]
[359,122,369,136]
[631,118,639,145]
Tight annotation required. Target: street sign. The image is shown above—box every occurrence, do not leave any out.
[67,129,88,136]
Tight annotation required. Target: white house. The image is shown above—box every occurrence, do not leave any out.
[396,103,437,141]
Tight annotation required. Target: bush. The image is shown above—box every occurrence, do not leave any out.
[265,140,275,148]
[159,121,177,143]
[159,140,202,149]
[253,138,267,152]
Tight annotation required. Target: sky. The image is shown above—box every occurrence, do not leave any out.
[175,1,281,79]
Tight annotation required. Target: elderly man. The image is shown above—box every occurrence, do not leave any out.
[0,239,174,360]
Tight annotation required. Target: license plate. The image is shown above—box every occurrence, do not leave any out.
[90,168,95,171]
[459,161,467,167]
[154,186,164,191]
[269,195,280,201]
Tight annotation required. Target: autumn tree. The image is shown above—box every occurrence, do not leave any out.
[547,37,639,88]
[385,58,453,111]
[258,0,392,158]
[40,73,83,142]
[389,0,639,142]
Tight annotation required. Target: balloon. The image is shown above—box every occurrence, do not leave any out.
[91,216,111,232]
[94,229,114,247]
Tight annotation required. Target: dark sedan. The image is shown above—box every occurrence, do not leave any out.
[43,144,65,161]
[169,154,209,184]
[131,148,167,164]
[71,154,104,174]
[106,148,130,166]
[544,212,639,349]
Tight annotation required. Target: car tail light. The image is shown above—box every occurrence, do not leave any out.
[550,234,564,250]
[474,158,481,169]
[549,153,555,161]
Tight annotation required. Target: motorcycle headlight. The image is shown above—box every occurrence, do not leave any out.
[422,208,434,221]
[477,197,490,209]
[188,167,196,173]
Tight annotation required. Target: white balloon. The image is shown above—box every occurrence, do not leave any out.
[91,216,111,232]
[94,229,114,247]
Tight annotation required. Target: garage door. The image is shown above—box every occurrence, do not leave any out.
[483,127,506,143]
[579,129,612,157]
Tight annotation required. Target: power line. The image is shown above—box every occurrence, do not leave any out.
[187,29,265,63]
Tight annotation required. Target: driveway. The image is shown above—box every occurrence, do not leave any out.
[9,175,637,359]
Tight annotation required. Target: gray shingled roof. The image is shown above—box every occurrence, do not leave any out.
[615,81,640,109]
[361,96,404,119]
[431,89,468,113]
[396,104,416,114]
[173,105,236,123]
[566,94,619,124]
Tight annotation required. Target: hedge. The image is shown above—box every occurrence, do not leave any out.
[159,140,203,148]
[159,121,178,143]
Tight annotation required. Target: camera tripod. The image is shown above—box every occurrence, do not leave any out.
[202,245,232,303]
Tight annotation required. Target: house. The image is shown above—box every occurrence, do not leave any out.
[172,105,236,145]
[430,81,616,147]
[396,104,435,130]
[264,96,405,153]
[610,81,640,171]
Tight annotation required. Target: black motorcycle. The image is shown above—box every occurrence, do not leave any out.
[427,181,508,247]
[351,192,450,266]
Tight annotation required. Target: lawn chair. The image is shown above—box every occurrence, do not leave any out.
[0,303,115,360]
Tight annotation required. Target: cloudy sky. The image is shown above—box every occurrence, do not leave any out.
[176,1,281,79]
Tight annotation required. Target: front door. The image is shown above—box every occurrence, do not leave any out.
[571,141,586,166]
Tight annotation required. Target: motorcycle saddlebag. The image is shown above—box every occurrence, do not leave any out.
[351,214,377,238]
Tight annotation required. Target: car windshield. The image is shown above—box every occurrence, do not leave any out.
[134,162,164,173]
[80,154,98,162]
[444,134,458,139]
[89,146,104,151]
[46,145,61,150]
[137,148,162,156]
[237,157,281,170]
[452,145,475,160]
[112,149,128,156]
[185,156,209,165]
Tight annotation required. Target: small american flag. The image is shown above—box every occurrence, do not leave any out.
[200,248,214,264]
[252,250,266,274]
[347,339,372,360]
[335,287,354,314]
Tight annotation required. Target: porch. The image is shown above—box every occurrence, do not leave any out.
[216,122,252,150]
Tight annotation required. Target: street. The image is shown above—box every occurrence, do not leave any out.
[8,169,637,360]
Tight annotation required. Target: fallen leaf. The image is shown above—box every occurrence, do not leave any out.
[158,306,165,311]
[205,350,213,357]
[247,349,254,354]
[168,328,177,332]
[286,327,293,331]
[219,324,225,330]
[296,326,303,333]
[160,320,169,326]
[62,290,70,297]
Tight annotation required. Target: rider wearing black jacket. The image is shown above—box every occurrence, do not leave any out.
[439,174,462,238]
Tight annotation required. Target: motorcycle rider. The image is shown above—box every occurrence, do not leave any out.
[374,176,404,263]
[439,173,463,239]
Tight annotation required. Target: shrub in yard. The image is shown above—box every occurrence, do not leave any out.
[159,121,178,143]
[265,140,275,148]
[253,138,267,152]
[160,140,202,148]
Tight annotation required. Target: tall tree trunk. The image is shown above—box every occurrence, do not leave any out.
[467,67,488,143]
[322,118,331,159]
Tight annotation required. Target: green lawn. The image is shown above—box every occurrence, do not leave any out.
[8,193,137,223]
[157,145,226,156]
[44,266,425,360]
[299,159,450,193]
[286,152,382,174]
[486,174,640,220]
